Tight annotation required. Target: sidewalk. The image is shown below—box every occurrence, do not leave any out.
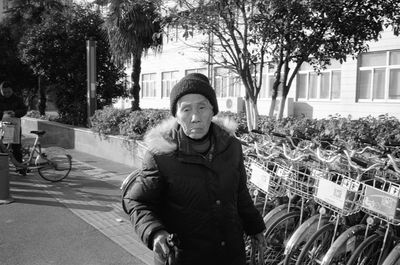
[0,149,153,265]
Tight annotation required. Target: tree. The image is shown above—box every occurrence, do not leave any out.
[4,0,66,114]
[0,23,36,105]
[18,4,127,126]
[253,0,396,119]
[102,0,163,111]
[165,0,270,131]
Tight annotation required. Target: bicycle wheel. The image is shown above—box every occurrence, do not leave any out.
[346,233,384,265]
[38,147,72,182]
[321,224,367,265]
[382,242,400,265]
[264,204,299,230]
[246,203,295,263]
[283,214,331,265]
[263,211,301,264]
[295,222,335,265]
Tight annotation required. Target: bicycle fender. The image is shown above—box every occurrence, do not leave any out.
[284,214,330,256]
[121,169,141,214]
[321,224,367,265]
[382,242,400,265]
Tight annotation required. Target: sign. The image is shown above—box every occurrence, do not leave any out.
[276,166,292,181]
[362,185,400,220]
[315,178,348,210]
[250,163,271,193]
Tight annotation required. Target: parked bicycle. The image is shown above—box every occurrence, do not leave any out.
[238,129,400,265]
[0,121,72,182]
[345,154,400,265]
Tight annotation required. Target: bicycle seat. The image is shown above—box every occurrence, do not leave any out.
[30,130,46,136]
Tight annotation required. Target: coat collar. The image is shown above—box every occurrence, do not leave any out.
[143,115,238,155]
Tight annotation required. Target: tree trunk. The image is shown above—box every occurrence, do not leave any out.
[244,97,259,131]
[278,95,287,120]
[130,56,142,111]
[38,76,46,116]
[268,97,277,118]
[268,78,280,118]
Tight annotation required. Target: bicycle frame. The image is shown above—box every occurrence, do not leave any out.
[0,129,44,170]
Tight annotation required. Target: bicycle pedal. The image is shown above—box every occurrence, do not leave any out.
[16,169,27,176]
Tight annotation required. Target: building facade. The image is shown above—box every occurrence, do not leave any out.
[116,26,400,119]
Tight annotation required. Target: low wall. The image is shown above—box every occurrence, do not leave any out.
[21,117,146,168]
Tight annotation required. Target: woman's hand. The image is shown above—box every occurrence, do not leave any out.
[152,230,171,261]
[250,231,266,263]
[250,231,266,249]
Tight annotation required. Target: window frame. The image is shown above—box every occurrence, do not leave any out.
[296,67,342,102]
[213,67,243,98]
[161,70,179,98]
[141,73,157,98]
[357,50,400,102]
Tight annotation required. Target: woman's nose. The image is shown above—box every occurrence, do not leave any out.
[191,111,201,122]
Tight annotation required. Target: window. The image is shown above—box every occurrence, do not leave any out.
[214,68,243,98]
[161,71,179,98]
[358,50,400,101]
[141,73,157,98]
[164,25,179,43]
[185,68,207,76]
[297,61,341,100]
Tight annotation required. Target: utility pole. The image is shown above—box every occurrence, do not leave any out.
[86,37,97,126]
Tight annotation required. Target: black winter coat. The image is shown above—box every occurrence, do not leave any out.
[123,117,265,265]
[0,93,27,119]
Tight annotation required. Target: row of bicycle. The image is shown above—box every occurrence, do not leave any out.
[241,131,400,265]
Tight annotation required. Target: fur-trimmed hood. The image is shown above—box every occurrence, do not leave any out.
[143,115,238,155]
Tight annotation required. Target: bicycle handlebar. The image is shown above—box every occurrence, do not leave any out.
[314,147,341,164]
[282,144,310,162]
[343,150,383,178]
[387,154,400,174]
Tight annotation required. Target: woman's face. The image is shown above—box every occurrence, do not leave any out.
[176,94,214,139]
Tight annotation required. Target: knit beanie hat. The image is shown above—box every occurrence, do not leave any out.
[170,73,219,116]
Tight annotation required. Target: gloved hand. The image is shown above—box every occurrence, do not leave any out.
[250,231,266,265]
[153,230,171,262]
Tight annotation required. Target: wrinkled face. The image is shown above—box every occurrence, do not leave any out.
[176,94,214,139]
[0,85,13,98]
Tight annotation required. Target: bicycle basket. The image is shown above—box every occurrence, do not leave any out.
[360,172,400,225]
[0,122,16,144]
[246,156,287,199]
[283,160,316,199]
[313,168,363,216]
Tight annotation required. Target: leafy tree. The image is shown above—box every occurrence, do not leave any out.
[0,23,36,105]
[164,0,400,127]
[18,4,127,126]
[165,0,269,130]
[253,0,397,119]
[4,0,66,114]
[102,0,163,111]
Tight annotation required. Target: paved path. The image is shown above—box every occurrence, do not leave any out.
[0,149,153,265]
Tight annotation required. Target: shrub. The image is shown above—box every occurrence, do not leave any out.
[87,106,400,147]
[25,110,58,121]
[90,106,130,135]
[119,109,171,140]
